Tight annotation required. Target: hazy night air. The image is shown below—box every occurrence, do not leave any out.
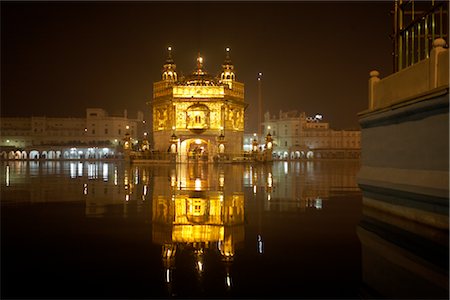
[1,1,392,131]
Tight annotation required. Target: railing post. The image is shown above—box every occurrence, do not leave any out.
[368,70,380,110]
[429,38,447,89]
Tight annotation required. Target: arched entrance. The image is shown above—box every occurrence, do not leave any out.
[180,138,210,162]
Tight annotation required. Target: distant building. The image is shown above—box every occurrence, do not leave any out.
[261,110,360,159]
[0,108,146,159]
[151,47,246,162]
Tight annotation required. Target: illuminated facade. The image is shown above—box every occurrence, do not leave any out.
[151,48,246,162]
[0,108,146,159]
[262,110,360,159]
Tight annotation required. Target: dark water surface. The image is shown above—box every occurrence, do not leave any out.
[1,160,445,299]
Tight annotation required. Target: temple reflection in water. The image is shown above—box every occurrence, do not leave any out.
[2,160,447,297]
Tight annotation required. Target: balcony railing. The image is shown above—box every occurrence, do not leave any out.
[393,0,448,72]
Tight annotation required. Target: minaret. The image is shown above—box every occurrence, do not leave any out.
[220,47,235,89]
[162,46,177,82]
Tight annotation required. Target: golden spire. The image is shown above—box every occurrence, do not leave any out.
[197,52,203,70]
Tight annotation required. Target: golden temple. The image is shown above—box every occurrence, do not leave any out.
[151,47,246,162]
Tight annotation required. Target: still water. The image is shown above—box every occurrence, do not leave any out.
[1,161,447,298]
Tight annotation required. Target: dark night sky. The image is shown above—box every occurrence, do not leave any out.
[1,1,393,131]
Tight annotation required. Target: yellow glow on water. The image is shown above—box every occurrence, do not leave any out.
[195,178,202,190]
[6,165,10,186]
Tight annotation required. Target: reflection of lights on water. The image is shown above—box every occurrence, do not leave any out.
[6,166,9,186]
[114,167,118,186]
[219,174,224,187]
[70,162,76,178]
[257,234,264,254]
[253,185,257,194]
[171,195,175,201]
[134,168,139,184]
[219,194,224,202]
[170,175,176,187]
[226,273,232,288]
[267,194,271,201]
[125,194,129,201]
[88,163,97,179]
[315,198,322,209]
[102,163,108,181]
[83,183,88,195]
[6,165,10,186]
[143,185,148,196]
[284,162,288,174]
[197,260,203,272]
[267,172,273,188]
[78,162,83,177]
[195,178,202,191]
[165,269,171,283]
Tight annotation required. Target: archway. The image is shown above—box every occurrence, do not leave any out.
[48,150,56,159]
[15,151,22,159]
[306,151,314,159]
[30,150,40,159]
[21,151,27,159]
[1,151,7,159]
[41,151,48,160]
[295,151,300,159]
[180,138,210,162]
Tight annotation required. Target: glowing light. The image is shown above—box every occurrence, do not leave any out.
[125,194,129,201]
[267,194,271,201]
[226,274,232,288]
[267,125,271,130]
[257,235,264,254]
[253,133,257,137]
[168,46,172,51]
[165,269,171,283]
[197,261,203,272]
[172,126,176,130]
[258,72,263,76]
[315,198,323,210]
[70,162,76,178]
[78,162,83,177]
[102,163,108,181]
[6,140,10,143]
[84,128,88,132]
[144,132,148,136]
[143,185,148,196]
[126,125,130,130]
[114,167,118,185]
[253,185,257,194]
[6,165,10,187]
[195,139,202,145]
[83,183,88,195]
[267,172,273,188]
[226,47,230,52]
[114,139,118,143]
